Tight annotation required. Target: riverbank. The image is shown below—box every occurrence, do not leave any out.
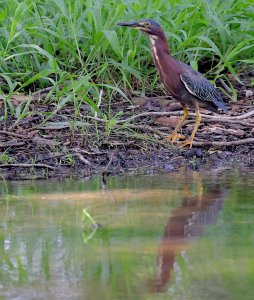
[1,75,253,180]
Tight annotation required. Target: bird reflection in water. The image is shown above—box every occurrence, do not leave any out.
[149,177,226,292]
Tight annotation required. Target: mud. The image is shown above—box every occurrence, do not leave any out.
[0,124,253,181]
[0,73,253,180]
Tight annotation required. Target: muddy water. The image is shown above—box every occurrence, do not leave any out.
[0,170,254,300]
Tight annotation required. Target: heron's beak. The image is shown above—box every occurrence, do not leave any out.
[117,21,143,30]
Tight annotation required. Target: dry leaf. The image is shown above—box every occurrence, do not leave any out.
[32,137,60,147]
[155,116,182,127]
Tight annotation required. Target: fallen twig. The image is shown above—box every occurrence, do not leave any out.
[71,148,107,155]
[0,130,31,139]
[105,151,116,172]
[123,124,166,138]
[0,141,25,148]
[73,153,92,166]
[8,115,42,131]
[83,115,107,123]
[200,118,253,127]
[218,78,232,93]
[35,152,66,162]
[116,111,254,127]
[81,108,254,128]
[226,109,254,120]
[0,163,55,169]
[32,86,55,97]
[192,138,254,147]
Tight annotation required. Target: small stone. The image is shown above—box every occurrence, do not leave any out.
[182,148,203,158]
[245,90,253,98]
[164,164,175,172]
[217,151,232,159]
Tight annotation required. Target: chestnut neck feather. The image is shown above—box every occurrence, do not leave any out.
[149,29,170,55]
[148,30,182,97]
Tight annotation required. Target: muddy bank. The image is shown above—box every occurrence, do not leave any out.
[0,74,253,180]
[0,121,253,180]
[0,144,253,180]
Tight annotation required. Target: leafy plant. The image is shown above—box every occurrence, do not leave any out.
[0,0,253,121]
[82,208,99,243]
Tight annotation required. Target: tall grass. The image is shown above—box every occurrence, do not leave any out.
[0,0,253,121]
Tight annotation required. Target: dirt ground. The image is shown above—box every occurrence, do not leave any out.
[0,72,253,180]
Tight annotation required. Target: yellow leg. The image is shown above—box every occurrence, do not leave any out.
[180,109,201,148]
[165,106,189,143]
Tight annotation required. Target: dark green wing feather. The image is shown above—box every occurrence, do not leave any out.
[180,70,227,112]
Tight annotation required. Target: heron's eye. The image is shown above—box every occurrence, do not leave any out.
[140,21,150,27]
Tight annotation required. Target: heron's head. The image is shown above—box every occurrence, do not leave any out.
[117,19,162,37]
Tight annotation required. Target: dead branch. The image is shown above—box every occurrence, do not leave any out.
[83,115,107,123]
[8,116,42,131]
[201,118,253,127]
[227,109,254,120]
[32,86,55,97]
[0,130,31,139]
[192,138,254,147]
[124,124,166,138]
[117,111,181,124]
[72,152,92,166]
[0,163,55,169]
[70,148,107,155]
[0,141,25,148]
[218,78,232,93]
[35,109,254,129]
[117,111,254,127]
[35,152,66,162]
[104,151,116,172]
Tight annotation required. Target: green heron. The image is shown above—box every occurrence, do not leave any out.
[117,19,227,148]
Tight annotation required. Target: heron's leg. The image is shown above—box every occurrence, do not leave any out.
[165,106,188,143]
[180,108,201,148]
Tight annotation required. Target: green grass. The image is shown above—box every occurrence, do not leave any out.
[0,0,253,123]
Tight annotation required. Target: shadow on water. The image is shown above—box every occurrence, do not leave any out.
[0,170,254,300]
[149,182,226,292]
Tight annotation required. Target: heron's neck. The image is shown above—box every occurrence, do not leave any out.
[149,33,173,80]
[149,33,178,95]
[149,31,170,57]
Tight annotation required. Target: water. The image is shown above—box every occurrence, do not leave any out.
[0,170,254,300]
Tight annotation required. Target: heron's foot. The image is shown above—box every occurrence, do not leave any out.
[179,138,194,149]
[165,133,185,143]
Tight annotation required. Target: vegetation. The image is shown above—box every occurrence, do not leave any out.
[0,0,253,119]
[0,0,253,170]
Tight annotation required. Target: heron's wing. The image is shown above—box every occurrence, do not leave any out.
[180,71,227,111]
